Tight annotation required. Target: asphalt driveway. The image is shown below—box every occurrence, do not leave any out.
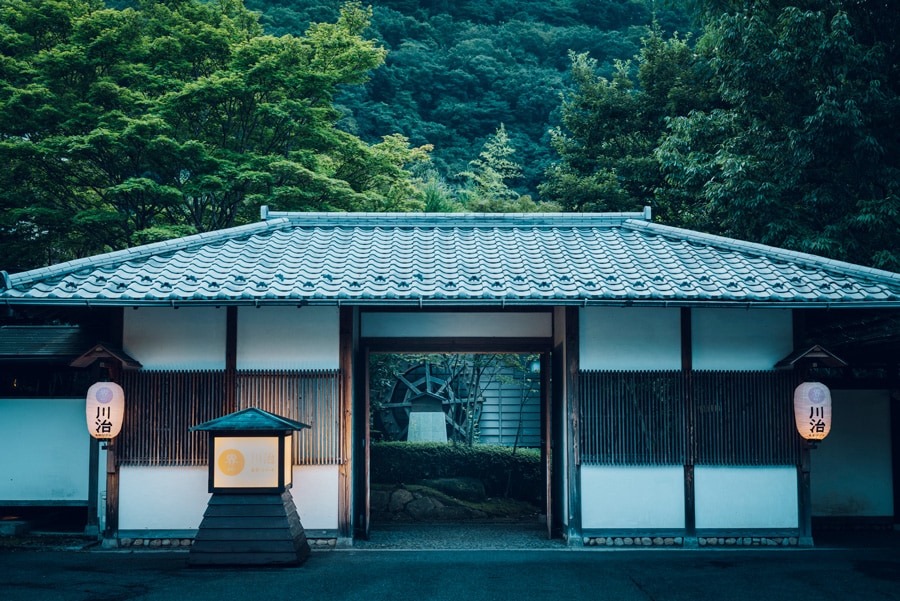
[2,537,900,601]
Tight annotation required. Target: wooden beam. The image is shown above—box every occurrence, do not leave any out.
[361,337,553,354]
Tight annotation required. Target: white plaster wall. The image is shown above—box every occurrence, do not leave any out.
[124,307,226,369]
[119,466,210,530]
[812,390,893,517]
[118,465,339,532]
[291,465,339,530]
[694,466,798,529]
[692,309,793,370]
[236,306,339,370]
[581,466,685,529]
[361,312,552,338]
[0,398,89,502]
[580,307,681,370]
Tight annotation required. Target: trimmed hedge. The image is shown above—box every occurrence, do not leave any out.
[370,442,542,502]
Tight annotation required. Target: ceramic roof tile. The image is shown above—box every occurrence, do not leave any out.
[3,212,900,307]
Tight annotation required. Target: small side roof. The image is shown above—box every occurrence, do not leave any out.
[190,407,310,432]
[0,325,93,360]
[2,210,899,308]
[774,345,849,369]
[69,343,142,369]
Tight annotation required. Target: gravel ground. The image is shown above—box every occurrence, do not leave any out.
[0,532,99,551]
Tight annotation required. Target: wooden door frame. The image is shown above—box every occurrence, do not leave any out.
[353,335,555,541]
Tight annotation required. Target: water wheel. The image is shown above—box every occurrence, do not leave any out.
[374,362,470,442]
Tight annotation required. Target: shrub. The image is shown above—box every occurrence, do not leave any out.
[370,442,542,502]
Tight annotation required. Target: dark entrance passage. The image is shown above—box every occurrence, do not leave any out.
[354,340,557,544]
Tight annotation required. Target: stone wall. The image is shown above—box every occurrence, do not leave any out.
[583,535,799,547]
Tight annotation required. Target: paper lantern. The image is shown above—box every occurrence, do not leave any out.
[793,382,831,441]
[85,381,125,439]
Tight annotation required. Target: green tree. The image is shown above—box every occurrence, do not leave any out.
[540,26,704,214]
[458,124,522,207]
[0,0,427,272]
[655,1,900,269]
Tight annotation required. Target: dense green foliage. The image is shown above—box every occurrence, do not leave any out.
[371,441,542,501]
[2,0,898,274]
[244,0,690,199]
[0,0,427,271]
[544,0,900,269]
[539,27,707,213]
[656,0,900,270]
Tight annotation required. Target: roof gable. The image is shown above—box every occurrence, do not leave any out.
[2,211,899,308]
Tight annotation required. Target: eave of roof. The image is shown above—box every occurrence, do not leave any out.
[2,211,900,309]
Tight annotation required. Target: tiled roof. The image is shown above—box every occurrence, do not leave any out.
[2,211,900,308]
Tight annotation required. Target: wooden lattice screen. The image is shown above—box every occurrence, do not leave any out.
[119,370,342,466]
[692,370,799,465]
[579,370,800,466]
[580,371,686,466]
[236,370,342,466]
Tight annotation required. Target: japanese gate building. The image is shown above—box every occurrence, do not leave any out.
[1,209,898,546]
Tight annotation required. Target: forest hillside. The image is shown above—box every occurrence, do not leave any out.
[2,1,898,273]
[244,0,692,197]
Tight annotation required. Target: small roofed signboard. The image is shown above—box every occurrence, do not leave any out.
[85,381,125,439]
[212,434,292,492]
[191,407,309,494]
[189,407,312,566]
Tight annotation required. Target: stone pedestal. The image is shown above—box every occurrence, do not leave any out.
[189,490,310,566]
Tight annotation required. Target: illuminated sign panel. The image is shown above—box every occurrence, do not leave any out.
[212,435,292,491]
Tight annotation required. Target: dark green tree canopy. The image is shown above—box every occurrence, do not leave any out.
[246,0,691,198]
[655,0,900,269]
[542,0,899,270]
[0,0,428,272]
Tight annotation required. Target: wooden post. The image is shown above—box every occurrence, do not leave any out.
[85,437,100,536]
[794,357,815,547]
[225,307,237,413]
[103,358,122,540]
[564,306,582,546]
[338,307,354,542]
[798,441,814,546]
[105,308,124,541]
[681,308,696,545]
[541,351,552,540]
[892,368,900,528]
[105,439,118,537]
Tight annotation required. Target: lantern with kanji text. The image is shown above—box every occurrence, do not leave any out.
[793,381,832,442]
[85,381,125,440]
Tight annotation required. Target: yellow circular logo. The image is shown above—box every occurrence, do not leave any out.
[218,449,245,476]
